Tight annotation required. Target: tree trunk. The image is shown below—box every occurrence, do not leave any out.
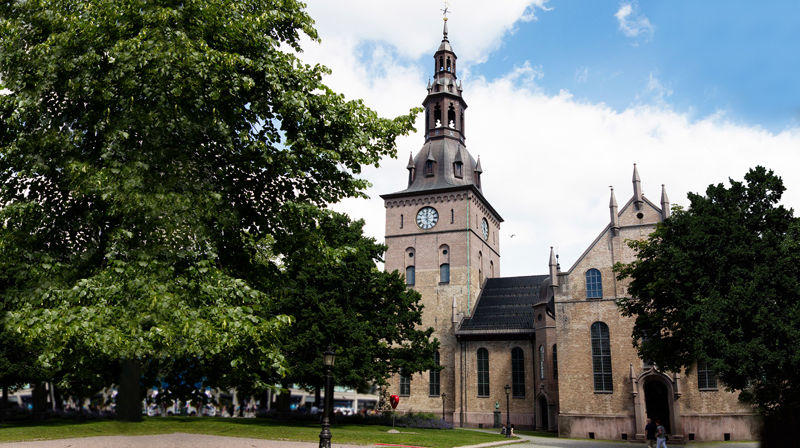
[116,360,142,421]
[275,382,291,413]
[761,410,796,448]
[1,382,8,409]
[32,382,48,417]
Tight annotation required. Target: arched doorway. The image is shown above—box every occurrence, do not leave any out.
[538,396,549,430]
[644,379,671,433]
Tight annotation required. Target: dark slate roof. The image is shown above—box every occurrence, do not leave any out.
[456,275,550,338]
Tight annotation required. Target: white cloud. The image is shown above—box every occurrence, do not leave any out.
[303,2,800,277]
[574,66,589,83]
[304,0,550,64]
[641,72,673,106]
[615,2,654,40]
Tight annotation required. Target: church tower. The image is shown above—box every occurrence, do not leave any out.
[381,16,503,421]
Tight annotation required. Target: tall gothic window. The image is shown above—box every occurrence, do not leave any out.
[539,345,545,380]
[405,266,415,286]
[429,351,441,396]
[591,322,613,392]
[477,348,489,397]
[698,360,718,390]
[552,344,558,379]
[511,347,525,398]
[586,268,602,299]
[399,374,410,396]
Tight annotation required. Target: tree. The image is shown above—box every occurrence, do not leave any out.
[616,166,800,446]
[0,0,416,420]
[268,203,438,403]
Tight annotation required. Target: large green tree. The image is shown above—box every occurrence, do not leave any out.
[0,0,416,420]
[269,203,438,402]
[616,166,800,446]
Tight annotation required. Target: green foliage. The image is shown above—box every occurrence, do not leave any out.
[269,203,438,390]
[0,0,417,396]
[616,166,800,415]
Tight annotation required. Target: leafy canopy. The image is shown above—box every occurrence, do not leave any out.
[270,203,439,391]
[0,0,417,391]
[616,166,800,414]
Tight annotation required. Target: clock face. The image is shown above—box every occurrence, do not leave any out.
[481,218,489,240]
[416,207,439,229]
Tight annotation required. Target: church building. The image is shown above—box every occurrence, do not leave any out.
[381,18,758,442]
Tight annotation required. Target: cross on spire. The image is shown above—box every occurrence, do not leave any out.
[441,0,451,21]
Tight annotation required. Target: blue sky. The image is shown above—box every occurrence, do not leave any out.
[304,0,800,276]
[474,1,800,132]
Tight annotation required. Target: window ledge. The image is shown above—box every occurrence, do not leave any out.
[699,388,719,392]
[477,395,490,398]
[594,391,613,394]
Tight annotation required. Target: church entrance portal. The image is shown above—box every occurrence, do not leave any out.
[538,396,549,430]
[644,379,671,433]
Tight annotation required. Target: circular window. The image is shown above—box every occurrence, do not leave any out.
[442,249,448,255]
[408,252,414,258]
[636,212,644,219]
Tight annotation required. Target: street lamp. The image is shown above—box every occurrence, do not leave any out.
[504,384,511,438]
[441,392,446,422]
[319,346,336,448]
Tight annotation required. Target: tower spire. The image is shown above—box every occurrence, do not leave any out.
[660,184,671,220]
[632,163,643,210]
[549,246,559,287]
[609,187,620,235]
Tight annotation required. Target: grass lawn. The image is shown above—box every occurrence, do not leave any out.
[0,417,513,448]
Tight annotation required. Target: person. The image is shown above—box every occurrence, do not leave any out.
[501,423,507,435]
[645,417,657,448]
[656,419,668,448]
[509,424,515,436]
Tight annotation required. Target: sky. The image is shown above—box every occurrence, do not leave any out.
[299,0,800,277]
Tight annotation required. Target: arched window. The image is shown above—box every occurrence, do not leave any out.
[511,347,525,397]
[591,322,613,392]
[446,57,451,72]
[429,351,441,396]
[434,104,442,127]
[406,266,415,286]
[424,160,434,177]
[453,161,463,178]
[478,251,483,284]
[539,345,545,380]
[697,360,718,390]
[586,268,602,299]
[440,263,450,284]
[477,348,489,396]
[552,344,558,379]
[439,56,444,71]
[448,104,456,128]
[399,373,410,396]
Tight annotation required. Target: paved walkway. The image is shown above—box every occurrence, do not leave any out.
[0,431,760,448]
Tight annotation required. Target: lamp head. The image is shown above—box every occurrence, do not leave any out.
[323,346,336,367]
[504,384,511,396]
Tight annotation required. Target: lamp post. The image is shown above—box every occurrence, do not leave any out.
[319,346,336,448]
[504,384,511,438]
[441,392,446,422]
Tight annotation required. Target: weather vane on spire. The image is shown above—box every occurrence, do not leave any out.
[441,0,451,21]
